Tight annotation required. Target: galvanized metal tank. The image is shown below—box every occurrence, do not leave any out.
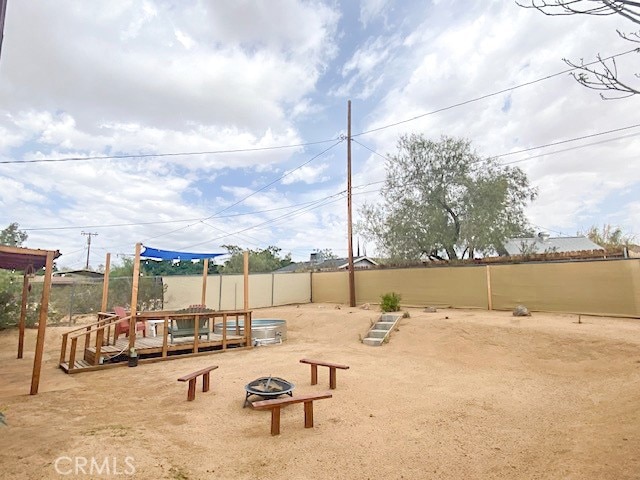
[213,318,287,344]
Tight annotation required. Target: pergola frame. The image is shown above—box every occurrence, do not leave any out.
[0,245,60,395]
[97,243,248,354]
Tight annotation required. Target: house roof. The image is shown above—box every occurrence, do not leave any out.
[503,236,604,256]
[0,245,61,271]
[275,256,377,273]
[53,269,104,278]
[337,256,378,269]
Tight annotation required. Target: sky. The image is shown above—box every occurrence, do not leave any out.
[0,0,639,268]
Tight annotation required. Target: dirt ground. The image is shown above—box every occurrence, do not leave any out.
[0,304,639,480]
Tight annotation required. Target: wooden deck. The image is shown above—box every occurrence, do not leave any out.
[59,309,253,374]
[85,334,245,362]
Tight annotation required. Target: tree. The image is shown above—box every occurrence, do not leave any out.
[315,248,338,260]
[580,223,636,248]
[0,222,28,246]
[358,135,537,261]
[142,259,219,276]
[220,245,292,274]
[517,0,640,98]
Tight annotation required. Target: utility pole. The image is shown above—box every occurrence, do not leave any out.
[81,231,98,270]
[347,100,356,307]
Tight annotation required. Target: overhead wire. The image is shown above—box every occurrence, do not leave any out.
[0,138,340,165]
[352,48,639,137]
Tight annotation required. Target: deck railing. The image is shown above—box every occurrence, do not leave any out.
[59,309,253,372]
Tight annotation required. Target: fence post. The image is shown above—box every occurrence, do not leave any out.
[218,273,223,311]
[271,273,275,306]
[486,265,493,311]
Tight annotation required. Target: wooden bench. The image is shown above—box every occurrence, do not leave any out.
[300,358,350,389]
[177,365,218,401]
[252,392,333,436]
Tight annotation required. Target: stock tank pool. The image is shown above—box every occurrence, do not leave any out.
[213,318,287,345]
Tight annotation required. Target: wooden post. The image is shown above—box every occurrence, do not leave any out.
[346,100,356,307]
[162,316,168,358]
[270,406,281,435]
[59,333,68,365]
[486,265,493,311]
[69,337,77,372]
[201,258,208,306]
[30,251,54,395]
[129,243,141,352]
[17,271,29,359]
[304,401,314,428]
[193,314,199,354]
[243,251,249,311]
[100,253,111,313]
[222,312,227,350]
[245,311,252,347]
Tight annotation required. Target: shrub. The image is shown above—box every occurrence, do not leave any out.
[380,292,401,312]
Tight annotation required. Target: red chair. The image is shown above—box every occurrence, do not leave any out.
[114,306,147,339]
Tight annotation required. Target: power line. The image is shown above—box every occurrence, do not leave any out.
[137,139,345,245]
[495,123,640,159]
[352,48,639,137]
[21,196,340,232]
[352,124,640,167]
[501,132,640,165]
[0,138,339,165]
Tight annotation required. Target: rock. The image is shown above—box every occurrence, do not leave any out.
[360,303,371,310]
[423,306,437,313]
[513,305,531,317]
[335,305,341,309]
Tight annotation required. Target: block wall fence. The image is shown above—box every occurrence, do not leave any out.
[163,259,640,318]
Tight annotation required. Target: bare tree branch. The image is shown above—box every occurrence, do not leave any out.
[517,1,640,97]
[517,0,640,23]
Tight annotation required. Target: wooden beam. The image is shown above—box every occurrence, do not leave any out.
[30,250,54,395]
[129,243,141,352]
[243,251,249,311]
[101,253,111,313]
[201,258,208,306]
[17,271,29,359]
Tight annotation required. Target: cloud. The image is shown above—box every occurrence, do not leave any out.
[281,163,331,185]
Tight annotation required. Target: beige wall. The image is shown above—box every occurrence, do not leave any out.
[311,259,640,317]
[163,272,311,311]
[164,261,640,317]
[312,266,488,308]
[490,260,640,317]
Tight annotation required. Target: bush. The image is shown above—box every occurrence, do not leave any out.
[380,292,401,312]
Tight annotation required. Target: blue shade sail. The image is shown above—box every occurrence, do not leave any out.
[140,246,224,261]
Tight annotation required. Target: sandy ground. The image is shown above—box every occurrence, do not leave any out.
[0,304,639,480]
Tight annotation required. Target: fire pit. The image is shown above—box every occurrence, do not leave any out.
[244,376,295,408]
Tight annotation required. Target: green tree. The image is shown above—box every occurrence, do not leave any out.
[0,222,28,246]
[142,259,219,276]
[106,257,165,311]
[0,223,29,328]
[220,245,292,274]
[358,135,537,261]
[316,248,338,260]
[580,224,635,249]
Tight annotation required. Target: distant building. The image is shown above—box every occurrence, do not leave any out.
[32,269,104,285]
[501,233,604,257]
[275,253,378,273]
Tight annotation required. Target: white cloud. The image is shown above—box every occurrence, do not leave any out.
[281,163,331,185]
[0,1,639,263]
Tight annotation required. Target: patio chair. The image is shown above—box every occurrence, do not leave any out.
[113,306,147,340]
[168,315,211,342]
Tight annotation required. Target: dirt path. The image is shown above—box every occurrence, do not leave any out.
[1,304,639,479]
